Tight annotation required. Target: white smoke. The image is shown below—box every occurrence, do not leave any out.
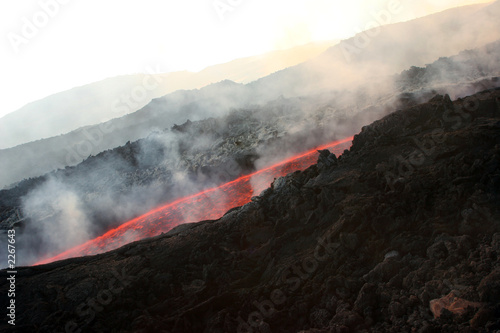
[19,178,92,262]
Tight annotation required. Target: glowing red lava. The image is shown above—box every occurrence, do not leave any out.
[35,137,353,265]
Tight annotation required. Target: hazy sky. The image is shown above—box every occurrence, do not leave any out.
[0,0,493,118]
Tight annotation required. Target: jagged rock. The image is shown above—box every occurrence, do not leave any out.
[309,308,332,328]
[427,240,449,260]
[363,258,403,283]
[353,283,378,312]
[429,292,483,318]
[384,250,400,260]
[339,232,359,250]
[317,149,337,170]
[477,268,500,303]
[1,89,500,332]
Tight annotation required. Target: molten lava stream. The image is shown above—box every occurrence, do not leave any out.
[35,137,353,265]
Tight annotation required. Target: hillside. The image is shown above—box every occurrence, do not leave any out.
[1,41,499,266]
[1,2,500,189]
[1,37,500,192]
[2,88,499,332]
[0,41,334,149]
[249,2,500,97]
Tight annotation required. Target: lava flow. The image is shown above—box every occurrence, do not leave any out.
[35,137,353,265]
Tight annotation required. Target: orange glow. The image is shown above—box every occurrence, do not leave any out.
[34,137,353,265]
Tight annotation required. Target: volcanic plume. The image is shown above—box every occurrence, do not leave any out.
[6,91,500,333]
[35,137,353,265]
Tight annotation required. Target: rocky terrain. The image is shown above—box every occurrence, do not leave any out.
[1,40,500,266]
[0,93,358,261]
[1,88,499,332]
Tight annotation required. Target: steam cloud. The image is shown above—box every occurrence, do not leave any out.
[18,178,92,264]
[1,2,500,266]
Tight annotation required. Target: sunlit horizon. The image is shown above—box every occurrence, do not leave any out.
[0,0,494,119]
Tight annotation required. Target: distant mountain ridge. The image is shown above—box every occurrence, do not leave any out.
[1,2,500,189]
[0,41,334,149]
[248,2,500,97]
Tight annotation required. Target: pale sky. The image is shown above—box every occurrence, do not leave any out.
[0,0,493,118]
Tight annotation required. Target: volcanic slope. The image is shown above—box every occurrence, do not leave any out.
[1,89,500,332]
[3,0,500,189]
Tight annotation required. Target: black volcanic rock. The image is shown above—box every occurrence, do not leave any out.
[1,89,500,332]
[3,39,500,265]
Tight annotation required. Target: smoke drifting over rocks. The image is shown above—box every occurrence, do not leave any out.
[2,88,499,332]
[1,39,500,266]
[20,178,92,262]
[2,2,500,189]
[0,3,499,330]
